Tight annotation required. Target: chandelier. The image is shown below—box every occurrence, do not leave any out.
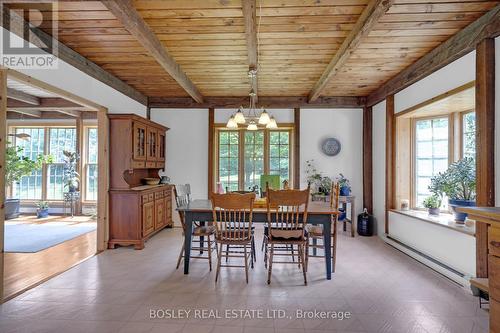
[226,70,278,130]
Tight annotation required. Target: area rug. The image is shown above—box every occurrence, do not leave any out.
[4,222,97,253]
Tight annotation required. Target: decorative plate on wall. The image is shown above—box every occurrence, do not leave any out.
[321,138,341,156]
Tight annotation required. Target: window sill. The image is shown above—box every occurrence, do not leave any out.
[389,209,476,236]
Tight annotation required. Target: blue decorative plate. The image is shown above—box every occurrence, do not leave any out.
[321,138,341,156]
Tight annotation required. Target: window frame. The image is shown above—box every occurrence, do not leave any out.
[459,110,476,159]
[410,114,454,210]
[214,124,294,192]
[82,126,98,202]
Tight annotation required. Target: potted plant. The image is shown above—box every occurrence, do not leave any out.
[429,157,476,223]
[336,173,351,196]
[305,159,323,194]
[36,201,49,218]
[63,150,80,192]
[5,143,49,219]
[423,195,441,216]
[318,176,332,195]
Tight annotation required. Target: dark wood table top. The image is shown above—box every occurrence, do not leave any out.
[177,199,339,215]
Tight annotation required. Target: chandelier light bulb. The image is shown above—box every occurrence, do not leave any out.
[266,116,278,129]
[226,115,238,128]
[258,108,270,125]
[247,120,258,131]
[234,108,246,124]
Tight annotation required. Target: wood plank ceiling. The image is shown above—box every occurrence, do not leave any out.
[12,0,500,100]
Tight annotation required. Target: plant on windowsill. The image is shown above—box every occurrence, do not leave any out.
[336,173,351,196]
[36,201,49,218]
[63,150,80,193]
[422,195,441,216]
[5,142,52,219]
[428,157,476,223]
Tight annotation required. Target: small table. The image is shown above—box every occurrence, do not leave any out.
[339,195,356,237]
[63,191,80,217]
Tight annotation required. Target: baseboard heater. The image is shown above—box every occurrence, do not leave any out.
[385,235,470,288]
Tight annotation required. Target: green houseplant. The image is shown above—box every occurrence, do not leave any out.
[336,173,351,196]
[5,143,50,219]
[422,195,441,216]
[429,157,476,223]
[63,150,80,192]
[36,201,49,218]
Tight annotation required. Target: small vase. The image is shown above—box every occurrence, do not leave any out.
[448,199,476,223]
[428,208,440,216]
[340,186,350,196]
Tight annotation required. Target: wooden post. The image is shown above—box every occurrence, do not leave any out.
[0,69,7,301]
[208,108,214,198]
[475,38,495,278]
[363,106,373,214]
[96,109,109,252]
[385,95,395,234]
[294,108,300,189]
[75,116,84,215]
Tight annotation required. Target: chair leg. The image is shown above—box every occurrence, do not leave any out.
[250,237,255,269]
[305,240,309,272]
[261,235,265,251]
[299,244,307,285]
[215,243,223,283]
[225,244,230,262]
[252,237,256,263]
[176,240,185,270]
[244,244,249,284]
[207,235,212,272]
[267,243,274,284]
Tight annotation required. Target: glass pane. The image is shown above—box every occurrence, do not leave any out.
[270,132,280,144]
[244,131,264,190]
[279,132,289,144]
[86,164,98,201]
[433,140,448,158]
[416,120,431,140]
[462,112,476,158]
[47,164,65,200]
[416,159,432,177]
[49,128,76,163]
[218,131,239,191]
[270,144,279,157]
[417,141,432,158]
[219,132,228,144]
[87,128,98,164]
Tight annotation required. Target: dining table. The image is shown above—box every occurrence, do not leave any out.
[176,199,339,280]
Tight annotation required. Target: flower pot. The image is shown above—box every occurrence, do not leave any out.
[37,208,49,218]
[5,198,20,219]
[428,208,440,216]
[448,199,476,223]
[340,186,350,196]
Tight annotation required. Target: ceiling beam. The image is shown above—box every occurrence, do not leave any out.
[8,109,41,117]
[53,109,80,117]
[102,0,204,103]
[8,97,86,110]
[149,96,366,109]
[242,0,258,102]
[7,88,40,105]
[2,5,148,105]
[308,0,394,102]
[367,4,500,107]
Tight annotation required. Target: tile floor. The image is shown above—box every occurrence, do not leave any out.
[0,225,489,333]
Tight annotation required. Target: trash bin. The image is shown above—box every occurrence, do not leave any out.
[357,208,374,236]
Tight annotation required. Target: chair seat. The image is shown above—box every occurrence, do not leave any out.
[305,224,334,237]
[216,231,253,243]
[268,228,304,240]
[192,225,216,236]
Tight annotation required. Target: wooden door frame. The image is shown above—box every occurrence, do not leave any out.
[0,69,109,302]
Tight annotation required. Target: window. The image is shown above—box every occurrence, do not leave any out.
[216,128,292,192]
[47,127,76,200]
[462,112,476,158]
[12,128,45,200]
[414,117,449,207]
[85,127,98,201]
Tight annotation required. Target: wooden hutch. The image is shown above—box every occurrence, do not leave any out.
[108,114,173,250]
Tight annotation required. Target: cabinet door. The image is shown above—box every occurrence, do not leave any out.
[155,199,165,230]
[158,132,166,162]
[133,122,147,161]
[142,201,155,236]
[164,192,172,227]
[146,127,158,161]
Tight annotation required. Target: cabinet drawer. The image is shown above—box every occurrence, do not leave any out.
[155,191,163,199]
[492,297,500,333]
[141,194,149,203]
[148,193,154,201]
[156,162,165,169]
[489,226,500,257]
[145,161,156,168]
[490,255,500,301]
[131,160,145,169]
[164,190,171,197]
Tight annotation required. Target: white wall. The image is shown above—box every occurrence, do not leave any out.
[372,101,386,236]
[3,28,147,116]
[151,109,208,201]
[300,109,364,216]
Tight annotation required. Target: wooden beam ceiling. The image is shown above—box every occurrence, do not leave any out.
[242,0,258,101]
[102,0,204,103]
[1,4,148,105]
[8,109,41,118]
[6,88,40,105]
[367,4,500,107]
[149,96,366,109]
[308,0,394,102]
[7,98,85,110]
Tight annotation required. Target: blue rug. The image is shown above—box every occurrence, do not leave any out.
[5,222,97,253]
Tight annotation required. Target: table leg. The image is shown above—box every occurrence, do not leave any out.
[351,200,355,237]
[184,212,193,274]
[324,220,332,280]
[312,238,317,256]
[199,221,205,254]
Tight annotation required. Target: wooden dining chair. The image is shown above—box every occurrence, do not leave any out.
[265,186,310,285]
[305,182,340,273]
[174,184,217,271]
[211,192,255,283]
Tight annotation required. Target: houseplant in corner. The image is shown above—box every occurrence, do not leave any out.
[336,173,351,196]
[422,195,441,216]
[429,157,476,223]
[5,143,49,219]
[36,201,49,218]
